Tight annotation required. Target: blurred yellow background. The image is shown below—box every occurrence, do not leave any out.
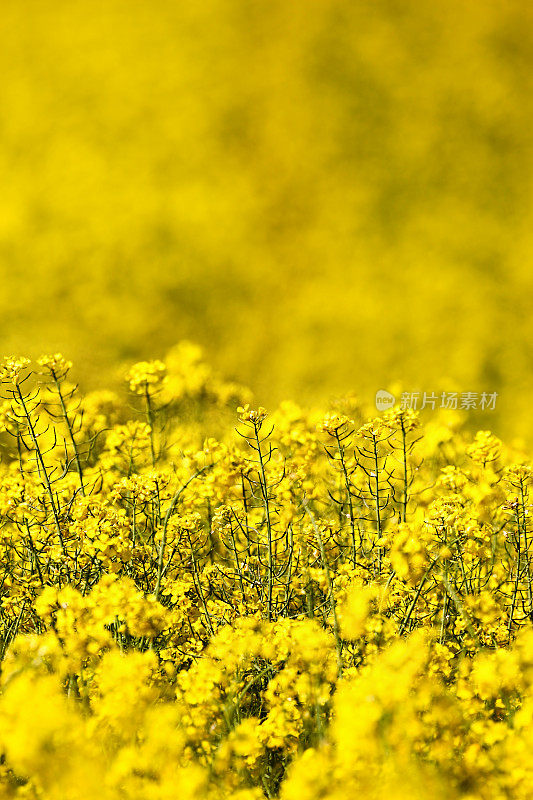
[0,0,532,435]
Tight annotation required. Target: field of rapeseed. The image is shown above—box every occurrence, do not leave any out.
[2,0,533,796]
[0,349,533,798]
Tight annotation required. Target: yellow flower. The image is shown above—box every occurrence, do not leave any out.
[125,359,167,394]
[37,353,73,377]
[237,404,268,424]
[467,430,502,467]
[0,356,31,385]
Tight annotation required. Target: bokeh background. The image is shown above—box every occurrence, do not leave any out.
[1,0,532,435]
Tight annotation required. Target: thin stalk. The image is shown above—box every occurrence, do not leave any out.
[253,422,274,622]
[154,465,212,601]
[304,499,343,678]
[51,371,85,495]
[16,386,69,570]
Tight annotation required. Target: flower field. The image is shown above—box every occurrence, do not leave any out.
[1,0,532,796]
[0,348,531,799]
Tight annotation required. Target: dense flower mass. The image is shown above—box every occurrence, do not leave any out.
[0,346,532,799]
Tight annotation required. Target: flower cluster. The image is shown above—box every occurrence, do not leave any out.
[125,360,167,395]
